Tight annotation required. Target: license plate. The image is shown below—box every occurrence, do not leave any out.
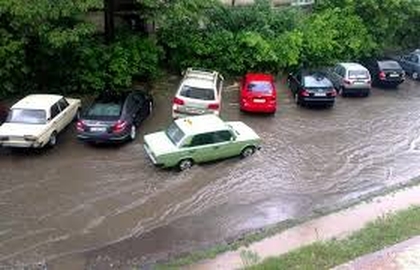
[187,108,203,114]
[353,81,364,84]
[314,93,326,97]
[90,127,106,132]
[390,74,399,77]
[253,99,266,103]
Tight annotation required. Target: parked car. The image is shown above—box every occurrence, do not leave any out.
[398,52,420,80]
[328,63,371,97]
[172,68,224,119]
[144,114,262,171]
[288,70,336,107]
[362,59,405,88]
[0,103,8,124]
[239,73,277,114]
[0,94,81,148]
[77,90,153,143]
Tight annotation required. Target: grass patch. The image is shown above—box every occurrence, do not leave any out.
[246,206,420,270]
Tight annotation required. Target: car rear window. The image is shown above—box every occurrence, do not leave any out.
[166,122,185,145]
[304,76,333,88]
[378,61,402,70]
[87,103,122,117]
[348,70,369,79]
[247,81,273,93]
[7,109,46,124]
[180,85,215,101]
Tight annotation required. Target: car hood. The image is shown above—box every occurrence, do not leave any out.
[144,131,177,156]
[227,121,261,142]
[0,123,46,137]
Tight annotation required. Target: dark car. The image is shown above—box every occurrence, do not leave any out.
[288,70,337,107]
[77,90,153,143]
[363,59,405,87]
[0,104,8,124]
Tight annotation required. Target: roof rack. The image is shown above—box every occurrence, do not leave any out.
[183,68,223,86]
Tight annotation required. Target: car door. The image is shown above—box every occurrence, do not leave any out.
[49,102,66,133]
[57,98,72,127]
[212,130,238,159]
[400,55,412,72]
[412,54,420,74]
[184,132,217,163]
[330,65,341,88]
[132,93,148,122]
[124,94,138,125]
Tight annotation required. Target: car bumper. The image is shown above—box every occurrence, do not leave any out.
[143,144,164,167]
[0,140,43,148]
[343,86,371,94]
[77,132,130,143]
[301,97,335,105]
[378,79,404,86]
[172,110,219,119]
[240,102,276,113]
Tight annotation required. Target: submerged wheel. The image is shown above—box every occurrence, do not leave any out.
[241,146,256,159]
[48,131,57,148]
[178,159,194,171]
[129,125,137,141]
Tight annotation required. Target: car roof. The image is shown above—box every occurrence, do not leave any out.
[175,115,227,135]
[245,73,274,82]
[12,94,63,110]
[340,62,368,71]
[378,60,402,69]
[95,91,130,104]
[303,73,332,87]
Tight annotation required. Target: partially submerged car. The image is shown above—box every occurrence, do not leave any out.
[288,70,336,107]
[398,52,420,80]
[144,114,262,171]
[77,91,153,143]
[363,59,405,87]
[0,94,81,148]
[240,73,277,114]
[172,68,224,119]
[328,63,371,97]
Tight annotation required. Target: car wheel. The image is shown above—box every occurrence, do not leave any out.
[413,72,419,80]
[48,131,58,148]
[241,146,256,159]
[178,159,193,171]
[129,125,137,141]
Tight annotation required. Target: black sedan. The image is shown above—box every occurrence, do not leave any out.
[363,59,405,87]
[77,91,153,143]
[288,70,337,107]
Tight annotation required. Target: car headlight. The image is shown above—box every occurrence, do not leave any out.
[24,135,38,141]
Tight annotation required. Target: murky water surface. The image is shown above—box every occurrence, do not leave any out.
[0,78,419,269]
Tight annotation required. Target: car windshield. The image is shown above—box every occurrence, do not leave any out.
[87,103,122,117]
[348,70,369,79]
[378,61,402,70]
[180,85,215,100]
[6,109,46,124]
[165,122,185,145]
[247,81,273,93]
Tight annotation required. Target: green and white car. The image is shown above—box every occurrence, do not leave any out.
[143,115,262,171]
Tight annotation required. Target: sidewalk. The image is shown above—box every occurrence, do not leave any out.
[186,184,420,270]
[334,236,420,270]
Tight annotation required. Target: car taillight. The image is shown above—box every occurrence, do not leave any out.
[301,89,310,97]
[76,120,85,132]
[379,71,386,80]
[113,120,127,133]
[173,97,185,105]
[343,79,352,85]
[329,89,337,97]
[208,103,219,110]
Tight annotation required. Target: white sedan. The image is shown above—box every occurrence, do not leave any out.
[0,94,81,148]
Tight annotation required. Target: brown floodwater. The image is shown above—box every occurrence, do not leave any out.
[0,77,419,269]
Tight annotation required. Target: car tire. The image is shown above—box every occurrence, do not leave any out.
[241,146,256,159]
[129,125,137,141]
[48,131,58,148]
[413,72,419,80]
[178,159,194,171]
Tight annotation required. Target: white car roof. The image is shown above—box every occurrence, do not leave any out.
[12,94,63,110]
[175,114,227,135]
[340,62,368,71]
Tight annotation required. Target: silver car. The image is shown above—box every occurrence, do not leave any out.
[328,63,372,97]
[172,68,224,119]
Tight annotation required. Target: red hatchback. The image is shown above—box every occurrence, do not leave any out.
[240,73,277,113]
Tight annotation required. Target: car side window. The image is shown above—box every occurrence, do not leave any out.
[190,132,215,147]
[213,130,233,143]
[50,103,61,119]
[58,98,69,111]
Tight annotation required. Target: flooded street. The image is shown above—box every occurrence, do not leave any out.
[1,77,420,269]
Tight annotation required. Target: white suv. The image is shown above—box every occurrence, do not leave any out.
[172,68,224,119]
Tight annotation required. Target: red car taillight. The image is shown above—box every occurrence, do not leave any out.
[113,120,127,133]
[208,103,220,110]
[173,97,185,105]
[379,71,386,80]
[329,89,337,97]
[76,120,85,132]
[301,89,310,97]
[343,79,352,85]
